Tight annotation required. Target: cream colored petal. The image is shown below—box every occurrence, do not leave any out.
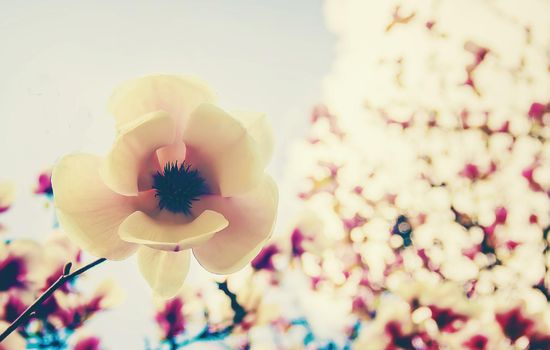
[100,111,176,196]
[192,175,278,274]
[118,210,228,251]
[109,75,216,129]
[0,180,15,210]
[52,154,138,260]
[137,246,190,299]
[183,103,264,197]
[230,110,274,165]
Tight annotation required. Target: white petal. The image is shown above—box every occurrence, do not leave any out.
[108,75,216,130]
[183,103,264,197]
[118,210,228,251]
[52,154,138,260]
[137,246,190,299]
[230,110,274,165]
[192,176,278,274]
[100,111,176,196]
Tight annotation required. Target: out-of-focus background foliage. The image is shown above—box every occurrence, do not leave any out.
[1,0,549,349]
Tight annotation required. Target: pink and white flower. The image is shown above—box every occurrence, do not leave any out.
[0,240,44,295]
[52,75,278,298]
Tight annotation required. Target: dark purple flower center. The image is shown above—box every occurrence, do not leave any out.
[463,334,488,350]
[155,298,185,338]
[496,307,534,343]
[152,162,209,216]
[384,321,438,350]
[429,305,468,333]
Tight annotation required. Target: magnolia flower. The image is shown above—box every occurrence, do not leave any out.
[0,240,44,295]
[52,75,278,298]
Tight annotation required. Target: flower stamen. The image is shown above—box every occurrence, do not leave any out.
[152,162,209,215]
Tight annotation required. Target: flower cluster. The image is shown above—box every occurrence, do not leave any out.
[3,1,549,348]
[0,175,121,349]
[151,0,549,348]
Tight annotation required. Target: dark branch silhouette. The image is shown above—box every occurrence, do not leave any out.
[0,257,107,343]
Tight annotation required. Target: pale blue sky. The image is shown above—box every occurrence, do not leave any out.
[0,1,333,348]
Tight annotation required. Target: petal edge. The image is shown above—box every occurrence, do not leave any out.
[119,210,228,251]
[192,175,278,274]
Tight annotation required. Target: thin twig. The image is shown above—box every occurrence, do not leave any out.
[170,282,246,348]
[216,281,246,324]
[0,257,107,343]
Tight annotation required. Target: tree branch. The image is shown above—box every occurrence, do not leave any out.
[0,257,107,343]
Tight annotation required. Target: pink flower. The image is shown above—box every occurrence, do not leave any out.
[462,334,488,350]
[290,228,310,257]
[52,75,278,298]
[0,241,42,293]
[1,294,27,323]
[460,163,480,180]
[0,255,27,292]
[251,244,279,271]
[74,336,101,350]
[155,297,185,339]
[428,305,468,333]
[35,170,53,196]
[528,102,547,123]
[495,307,534,343]
[384,321,438,350]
